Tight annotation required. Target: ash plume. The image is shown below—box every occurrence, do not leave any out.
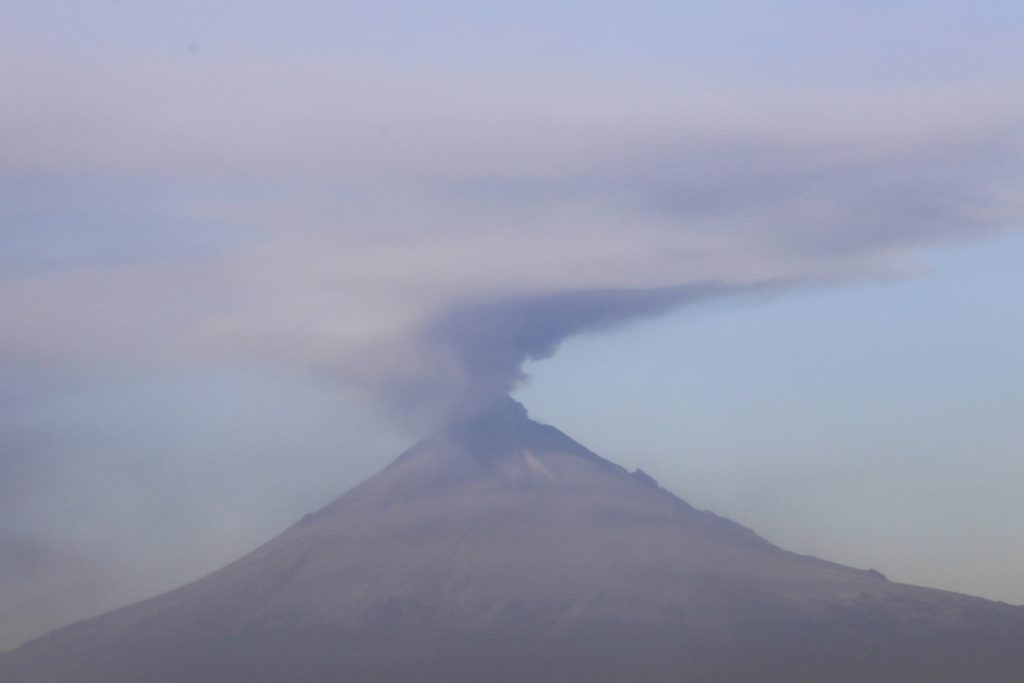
[2,55,1021,426]
[405,284,736,419]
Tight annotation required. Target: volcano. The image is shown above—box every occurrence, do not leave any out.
[3,398,1023,682]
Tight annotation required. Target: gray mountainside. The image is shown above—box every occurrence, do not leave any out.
[3,398,1023,682]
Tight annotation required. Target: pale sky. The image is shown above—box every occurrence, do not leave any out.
[1,0,1022,649]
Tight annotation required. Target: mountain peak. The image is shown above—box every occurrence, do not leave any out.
[441,395,584,460]
[446,394,531,437]
[369,395,623,496]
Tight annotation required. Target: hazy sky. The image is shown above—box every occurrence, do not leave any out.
[2,1,1022,649]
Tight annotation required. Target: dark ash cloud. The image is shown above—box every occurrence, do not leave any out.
[416,284,739,417]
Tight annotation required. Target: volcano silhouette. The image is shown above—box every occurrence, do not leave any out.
[3,398,1023,682]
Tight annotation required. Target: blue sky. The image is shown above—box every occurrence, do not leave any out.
[519,231,1024,603]
[8,2,1023,79]
[1,0,1022,649]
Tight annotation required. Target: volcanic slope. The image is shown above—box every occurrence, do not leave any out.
[3,398,1023,682]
